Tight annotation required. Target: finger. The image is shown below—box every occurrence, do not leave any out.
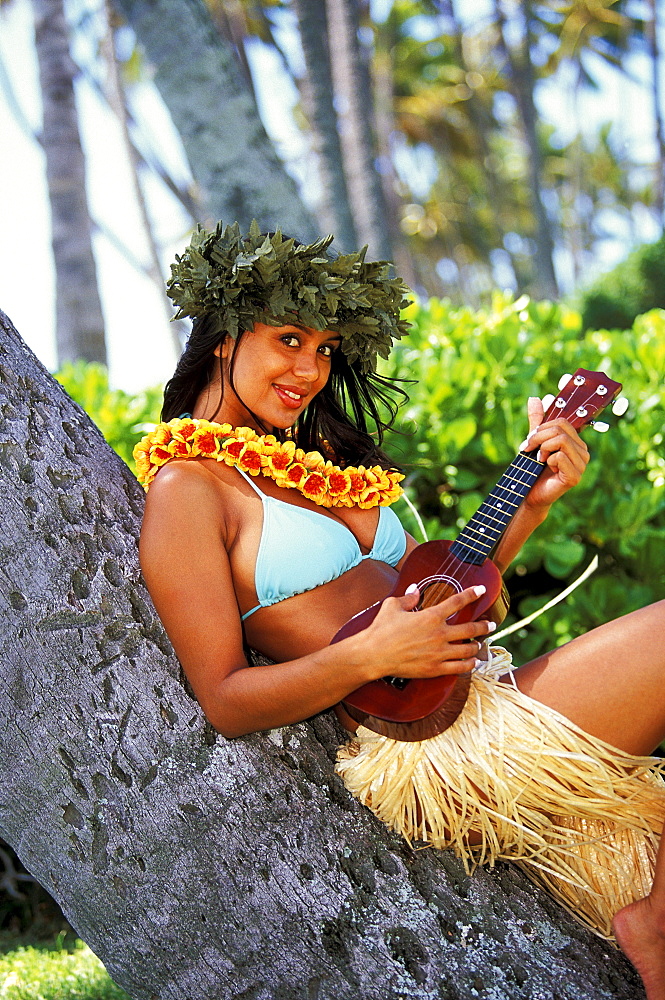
[536,429,590,468]
[437,655,478,675]
[526,421,590,466]
[445,620,497,643]
[435,584,486,618]
[399,583,420,611]
[544,448,586,485]
[527,396,544,434]
[441,639,482,659]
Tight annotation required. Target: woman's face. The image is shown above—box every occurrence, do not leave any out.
[214,322,341,430]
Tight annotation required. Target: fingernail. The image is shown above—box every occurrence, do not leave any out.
[474,658,483,669]
[487,621,496,632]
[405,583,419,595]
[472,585,486,597]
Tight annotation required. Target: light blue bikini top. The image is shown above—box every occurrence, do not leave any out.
[237,468,407,620]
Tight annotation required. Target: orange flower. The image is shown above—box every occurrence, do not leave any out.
[285,463,307,487]
[238,444,262,475]
[346,469,366,498]
[173,419,198,440]
[171,439,191,457]
[302,472,327,502]
[152,425,173,446]
[151,444,177,465]
[134,451,152,478]
[135,419,403,508]
[328,469,352,497]
[266,447,294,478]
[221,439,246,464]
[304,450,326,471]
[193,429,220,457]
[358,489,380,509]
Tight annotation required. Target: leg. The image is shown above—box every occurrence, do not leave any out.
[612,832,665,1000]
[512,601,665,998]
[511,600,665,756]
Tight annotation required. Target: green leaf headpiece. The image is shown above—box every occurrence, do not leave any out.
[166,220,412,372]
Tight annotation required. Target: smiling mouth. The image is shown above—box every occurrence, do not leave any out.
[273,385,306,408]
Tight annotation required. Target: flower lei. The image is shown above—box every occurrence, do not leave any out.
[134,418,404,509]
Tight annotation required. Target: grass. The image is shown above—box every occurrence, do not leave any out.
[0,932,130,1000]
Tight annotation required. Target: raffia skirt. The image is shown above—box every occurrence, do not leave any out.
[335,647,665,940]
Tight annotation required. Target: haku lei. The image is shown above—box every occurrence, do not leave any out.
[133,418,404,509]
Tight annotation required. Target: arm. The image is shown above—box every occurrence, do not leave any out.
[492,397,590,574]
[139,463,493,738]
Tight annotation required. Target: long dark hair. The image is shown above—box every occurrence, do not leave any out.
[161,317,408,470]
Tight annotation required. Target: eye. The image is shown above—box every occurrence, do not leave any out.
[280,334,300,348]
[318,344,335,358]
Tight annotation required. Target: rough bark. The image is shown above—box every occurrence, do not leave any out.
[31,0,107,366]
[493,0,559,300]
[325,0,393,260]
[647,0,665,220]
[111,0,315,239]
[0,307,645,999]
[292,0,358,252]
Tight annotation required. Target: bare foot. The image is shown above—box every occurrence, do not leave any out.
[613,896,665,1000]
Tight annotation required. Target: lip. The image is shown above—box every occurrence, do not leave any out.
[273,384,308,409]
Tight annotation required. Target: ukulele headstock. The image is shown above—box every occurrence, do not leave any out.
[540,369,623,432]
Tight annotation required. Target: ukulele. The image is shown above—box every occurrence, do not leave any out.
[332,368,623,742]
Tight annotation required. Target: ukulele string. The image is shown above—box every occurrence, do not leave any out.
[414,379,606,603]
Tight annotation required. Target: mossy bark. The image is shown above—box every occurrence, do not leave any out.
[0,308,644,999]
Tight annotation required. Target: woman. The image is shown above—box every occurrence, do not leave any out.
[136,221,665,999]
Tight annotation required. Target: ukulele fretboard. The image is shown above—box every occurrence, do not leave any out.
[450,453,544,564]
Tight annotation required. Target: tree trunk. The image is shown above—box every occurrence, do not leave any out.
[112,0,316,239]
[647,0,665,221]
[493,0,559,299]
[325,0,393,260]
[292,0,358,252]
[0,306,645,999]
[31,0,107,366]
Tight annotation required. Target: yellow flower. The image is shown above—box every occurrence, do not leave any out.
[135,419,402,510]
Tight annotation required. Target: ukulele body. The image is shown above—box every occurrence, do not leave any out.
[334,540,509,741]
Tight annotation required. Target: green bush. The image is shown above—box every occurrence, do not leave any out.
[54,304,664,668]
[0,935,129,999]
[382,294,665,664]
[580,232,665,331]
[54,362,162,468]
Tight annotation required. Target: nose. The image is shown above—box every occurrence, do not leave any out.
[291,346,321,382]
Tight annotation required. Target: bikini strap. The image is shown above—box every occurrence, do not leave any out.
[236,467,265,498]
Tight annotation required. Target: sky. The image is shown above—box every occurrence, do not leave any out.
[0,0,662,392]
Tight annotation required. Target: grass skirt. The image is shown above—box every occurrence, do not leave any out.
[335,647,665,940]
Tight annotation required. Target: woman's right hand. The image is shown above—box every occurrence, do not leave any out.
[356,584,495,682]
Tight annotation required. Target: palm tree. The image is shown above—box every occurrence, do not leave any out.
[291,0,358,250]
[112,0,316,237]
[325,0,393,260]
[31,0,106,365]
[491,0,559,299]
[646,0,665,220]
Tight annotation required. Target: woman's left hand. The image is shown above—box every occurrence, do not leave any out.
[521,396,590,511]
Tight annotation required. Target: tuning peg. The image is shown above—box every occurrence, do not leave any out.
[557,373,572,390]
[542,393,555,409]
[591,420,610,433]
[612,396,629,417]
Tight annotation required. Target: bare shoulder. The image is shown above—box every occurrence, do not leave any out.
[143,459,225,519]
